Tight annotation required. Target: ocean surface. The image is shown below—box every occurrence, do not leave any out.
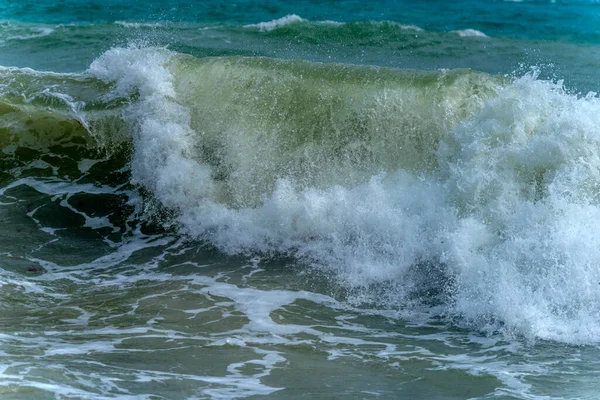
[1,0,600,398]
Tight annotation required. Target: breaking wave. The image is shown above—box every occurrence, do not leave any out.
[5,46,600,344]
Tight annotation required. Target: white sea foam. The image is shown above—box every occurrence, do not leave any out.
[114,20,164,29]
[452,28,489,37]
[396,23,424,31]
[89,46,600,344]
[244,14,305,32]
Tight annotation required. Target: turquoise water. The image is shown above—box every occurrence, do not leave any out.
[1,1,600,399]
[3,0,600,43]
[2,0,600,90]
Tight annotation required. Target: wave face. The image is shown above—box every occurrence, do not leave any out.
[80,46,600,344]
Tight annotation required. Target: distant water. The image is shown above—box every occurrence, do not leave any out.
[1,1,600,399]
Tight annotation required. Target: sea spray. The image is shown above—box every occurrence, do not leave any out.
[440,71,600,341]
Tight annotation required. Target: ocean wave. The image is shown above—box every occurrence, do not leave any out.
[0,65,129,154]
[84,46,600,344]
[242,15,494,38]
[8,27,54,41]
[4,46,597,345]
[243,15,425,33]
[0,22,55,43]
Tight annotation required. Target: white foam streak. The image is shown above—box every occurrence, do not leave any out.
[114,21,164,29]
[192,275,336,335]
[396,23,424,31]
[452,28,489,37]
[244,14,304,32]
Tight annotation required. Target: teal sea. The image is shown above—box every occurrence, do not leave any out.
[1,1,600,399]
